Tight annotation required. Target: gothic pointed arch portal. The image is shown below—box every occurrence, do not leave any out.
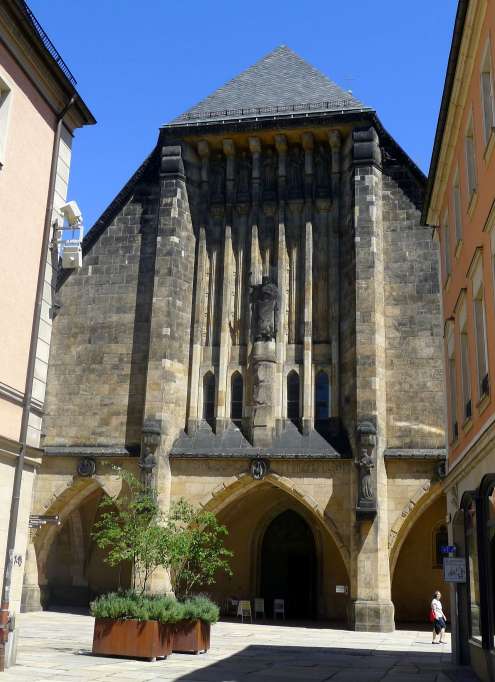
[261,509,316,618]
[207,479,350,622]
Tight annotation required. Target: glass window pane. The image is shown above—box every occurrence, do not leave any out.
[315,371,330,420]
[231,373,243,421]
[287,372,300,421]
[203,373,215,424]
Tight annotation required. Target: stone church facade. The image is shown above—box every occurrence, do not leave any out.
[23,47,448,631]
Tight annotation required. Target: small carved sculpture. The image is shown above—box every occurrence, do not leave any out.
[359,449,374,499]
[250,276,279,341]
[250,457,269,480]
[139,448,157,490]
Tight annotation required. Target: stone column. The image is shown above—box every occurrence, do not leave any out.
[216,143,235,433]
[275,134,288,430]
[329,130,341,416]
[348,126,394,632]
[142,144,196,593]
[20,537,42,612]
[302,133,314,435]
[187,141,209,433]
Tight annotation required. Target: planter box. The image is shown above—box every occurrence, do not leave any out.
[92,618,173,661]
[173,619,210,654]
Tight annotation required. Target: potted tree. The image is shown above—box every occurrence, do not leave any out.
[167,500,232,654]
[89,470,230,660]
[90,470,176,660]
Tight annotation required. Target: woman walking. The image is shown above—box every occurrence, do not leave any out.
[431,590,447,644]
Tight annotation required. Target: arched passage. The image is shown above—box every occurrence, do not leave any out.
[261,509,316,618]
[391,494,449,623]
[205,479,350,622]
[42,486,131,607]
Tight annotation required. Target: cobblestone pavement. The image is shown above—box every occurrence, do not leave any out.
[2,611,479,681]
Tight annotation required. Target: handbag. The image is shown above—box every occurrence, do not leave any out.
[429,608,436,623]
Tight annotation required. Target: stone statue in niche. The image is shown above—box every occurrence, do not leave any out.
[250,276,279,342]
[315,145,330,196]
[356,420,377,518]
[236,151,251,199]
[288,146,303,197]
[263,148,277,195]
[210,154,225,202]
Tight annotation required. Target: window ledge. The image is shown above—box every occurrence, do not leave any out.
[468,189,478,217]
[455,239,464,260]
[462,416,473,433]
[484,127,495,163]
[477,392,490,415]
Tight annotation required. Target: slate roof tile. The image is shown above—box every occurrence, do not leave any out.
[171,45,370,125]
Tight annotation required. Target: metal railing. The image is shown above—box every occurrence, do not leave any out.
[178,97,364,122]
[20,1,77,86]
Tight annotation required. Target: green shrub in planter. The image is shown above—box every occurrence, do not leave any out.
[90,591,219,625]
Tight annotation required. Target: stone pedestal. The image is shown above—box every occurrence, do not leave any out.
[250,340,276,448]
[349,599,395,632]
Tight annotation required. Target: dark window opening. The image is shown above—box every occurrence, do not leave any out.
[203,372,215,428]
[287,371,300,424]
[434,525,448,568]
[314,371,330,421]
[231,372,243,425]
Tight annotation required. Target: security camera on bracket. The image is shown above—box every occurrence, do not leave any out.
[54,200,84,269]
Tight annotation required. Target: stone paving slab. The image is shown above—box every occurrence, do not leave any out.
[0,611,480,681]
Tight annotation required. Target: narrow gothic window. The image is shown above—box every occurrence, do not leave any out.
[287,371,300,423]
[203,372,215,427]
[315,371,330,421]
[231,372,243,425]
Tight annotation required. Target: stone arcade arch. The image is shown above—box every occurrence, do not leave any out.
[391,490,449,623]
[200,474,350,621]
[26,478,131,609]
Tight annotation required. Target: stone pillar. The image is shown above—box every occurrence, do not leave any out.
[20,538,42,612]
[142,143,196,593]
[348,126,394,632]
[250,339,277,447]
[216,213,234,431]
[275,136,288,429]
[187,225,207,433]
[329,130,341,416]
[302,133,314,435]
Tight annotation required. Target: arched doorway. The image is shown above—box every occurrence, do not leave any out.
[261,509,316,619]
[44,487,131,607]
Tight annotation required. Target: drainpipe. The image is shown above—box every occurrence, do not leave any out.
[0,94,76,672]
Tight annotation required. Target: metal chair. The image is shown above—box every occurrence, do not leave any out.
[253,597,265,620]
[273,598,285,619]
[237,600,252,623]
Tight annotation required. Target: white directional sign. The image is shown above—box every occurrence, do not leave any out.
[443,557,467,583]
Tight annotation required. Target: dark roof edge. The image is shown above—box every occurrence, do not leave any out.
[373,114,427,187]
[421,0,469,225]
[12,0,95,126]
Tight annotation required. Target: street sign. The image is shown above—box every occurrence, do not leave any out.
[443,557,466,583]
[440,545,456,554]
[335,585,348,594]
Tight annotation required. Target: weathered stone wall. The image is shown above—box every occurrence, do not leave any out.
[382,158,445,449]
[42,168,160,449]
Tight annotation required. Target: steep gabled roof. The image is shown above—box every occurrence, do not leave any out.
[170,45,370,125]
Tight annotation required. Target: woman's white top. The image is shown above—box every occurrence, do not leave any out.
[431,598,444,620]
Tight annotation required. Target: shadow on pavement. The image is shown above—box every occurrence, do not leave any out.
[172,643,477,682]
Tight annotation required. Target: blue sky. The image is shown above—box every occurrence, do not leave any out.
[29,0,457,232]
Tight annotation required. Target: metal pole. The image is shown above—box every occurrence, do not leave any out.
[0,94,75,672]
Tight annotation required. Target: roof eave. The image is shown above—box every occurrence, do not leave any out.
[421,0,470,226]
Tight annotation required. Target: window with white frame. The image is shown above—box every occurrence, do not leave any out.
[443,211,452,280]
[481,40,495,146]
[471,256,489,399]
[0,74,12,168]
[459,298,472,421]
[447,322,458,441]
[465,115,478,198]
[453,170,463,244]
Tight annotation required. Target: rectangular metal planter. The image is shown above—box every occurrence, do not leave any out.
[92,618,173,661]
[172,619,210,654]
